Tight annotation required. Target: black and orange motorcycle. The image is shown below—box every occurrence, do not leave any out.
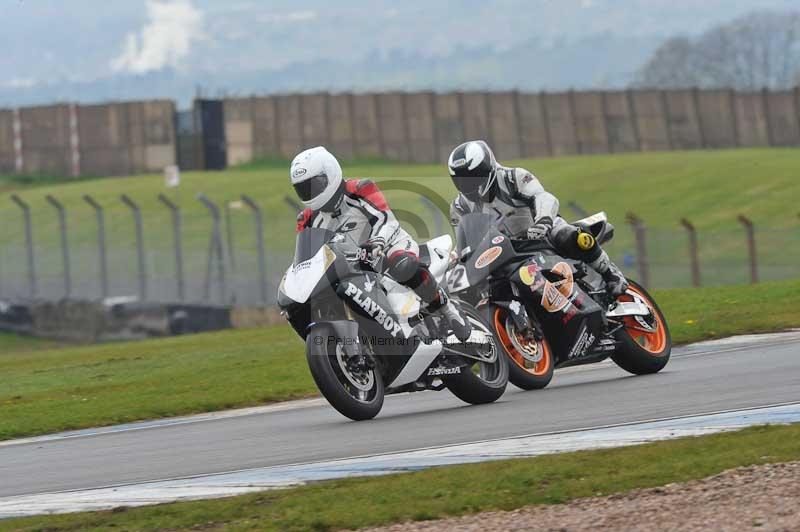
[446,212,670,390]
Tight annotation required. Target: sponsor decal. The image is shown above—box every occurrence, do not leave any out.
[568,324,596,359]
[451,157,467,168]
[522,173,534,184]
[508,300,521,315]
[292,167,307,179]
[491,235,505,244]
[363,277,375,293]
[577,231,596,251]
[475,246,503,269]
[518,263,540,286]
[344,282,403,336]
[427,365,462,376]
[561,293,585,325]
[541,262,575,313]
[293,259,313,272]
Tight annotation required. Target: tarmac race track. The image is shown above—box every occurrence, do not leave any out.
[1,332,799,500]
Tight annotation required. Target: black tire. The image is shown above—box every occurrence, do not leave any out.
[306,324,384,420]
[611,280,672,375]
[443,302,509,404]
[481,304,554,390]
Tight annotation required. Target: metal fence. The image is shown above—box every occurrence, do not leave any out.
[0,193,297,306]
[0,193,796,307]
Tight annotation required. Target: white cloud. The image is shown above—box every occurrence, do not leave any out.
[111,0,204,74]
[256,10,317,24]
[2,77,37,88]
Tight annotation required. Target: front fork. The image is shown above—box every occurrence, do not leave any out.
[487,299,543,341]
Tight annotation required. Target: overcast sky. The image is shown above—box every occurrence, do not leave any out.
[1,0,798,95]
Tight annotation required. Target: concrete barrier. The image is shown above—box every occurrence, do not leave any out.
[630,90,671,151]
[733,92,769,147]
[542,92,578,155]
[461,92,491,144]
[78,103,130,176]
[0,109,16,173]
[351,93,381,157]
[695,90,737,148]
[251,96,281,158]
[487,92,521,160]
[764,90,800,146]
[664,90,703,150]
[223,98,254,166]
[300,93,329,149]
[603,91,639,153]
[19,104,72,175]
[376,92,409,161]
[276,95,304,157]
[572,91,609,154]
[328,93,355,159]
[516,92,552,157]
[432,92,464,162]
[2,89,799,176]
[404,92,437,163]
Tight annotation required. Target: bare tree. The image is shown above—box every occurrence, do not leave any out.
[635,11,800,90]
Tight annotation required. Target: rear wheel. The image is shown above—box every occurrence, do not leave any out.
[443,302,509,404]
[483,304,554,390]
[611,280,671,375]
[306,324,384,420]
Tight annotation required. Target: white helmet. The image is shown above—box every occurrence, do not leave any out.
[290,146,343,211]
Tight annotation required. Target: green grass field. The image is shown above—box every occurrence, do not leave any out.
[4,423,799,531]
[1,278,798,441]
[0,148,799,291]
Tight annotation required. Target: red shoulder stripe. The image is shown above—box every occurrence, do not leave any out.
[345,179,389,211]
[296,208,315,233]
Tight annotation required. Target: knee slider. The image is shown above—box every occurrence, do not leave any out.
[387,251,419,283]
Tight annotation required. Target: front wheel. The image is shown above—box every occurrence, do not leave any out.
[482,304,554,390]
[442,302,509,404]
[611,280,671,375]
[306,324,384,420]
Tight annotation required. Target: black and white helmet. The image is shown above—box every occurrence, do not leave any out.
[447,140,498,202]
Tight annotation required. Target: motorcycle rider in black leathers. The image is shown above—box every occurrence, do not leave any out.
[447,140,629,297]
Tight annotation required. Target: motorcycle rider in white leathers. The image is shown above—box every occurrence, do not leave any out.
[291,146,472,341]
[447,140,629,297]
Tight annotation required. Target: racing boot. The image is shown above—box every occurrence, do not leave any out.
[429,288,472,343]
[589,250,629,298]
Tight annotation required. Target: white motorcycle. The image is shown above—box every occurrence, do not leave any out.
[278,227,508,420]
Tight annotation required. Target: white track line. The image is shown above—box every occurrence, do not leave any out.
[2,401,799,519]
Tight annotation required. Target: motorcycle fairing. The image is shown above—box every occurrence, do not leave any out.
[336,271,436,343]
[423,234,454,281]
[281,244,336,304]
[511,252,605,363]
[461,231,517,287]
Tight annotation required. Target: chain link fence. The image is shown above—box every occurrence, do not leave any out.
[0,189,796,306]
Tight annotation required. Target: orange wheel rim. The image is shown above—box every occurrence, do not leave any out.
[494,308,552,376]
[618,286,667,355]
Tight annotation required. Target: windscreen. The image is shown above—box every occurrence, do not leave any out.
[294,227,335,265]
[455,213,499,251]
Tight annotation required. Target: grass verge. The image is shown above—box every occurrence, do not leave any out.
[1,148,799,290]
[0,278,798,441]
[3,423,800,531]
